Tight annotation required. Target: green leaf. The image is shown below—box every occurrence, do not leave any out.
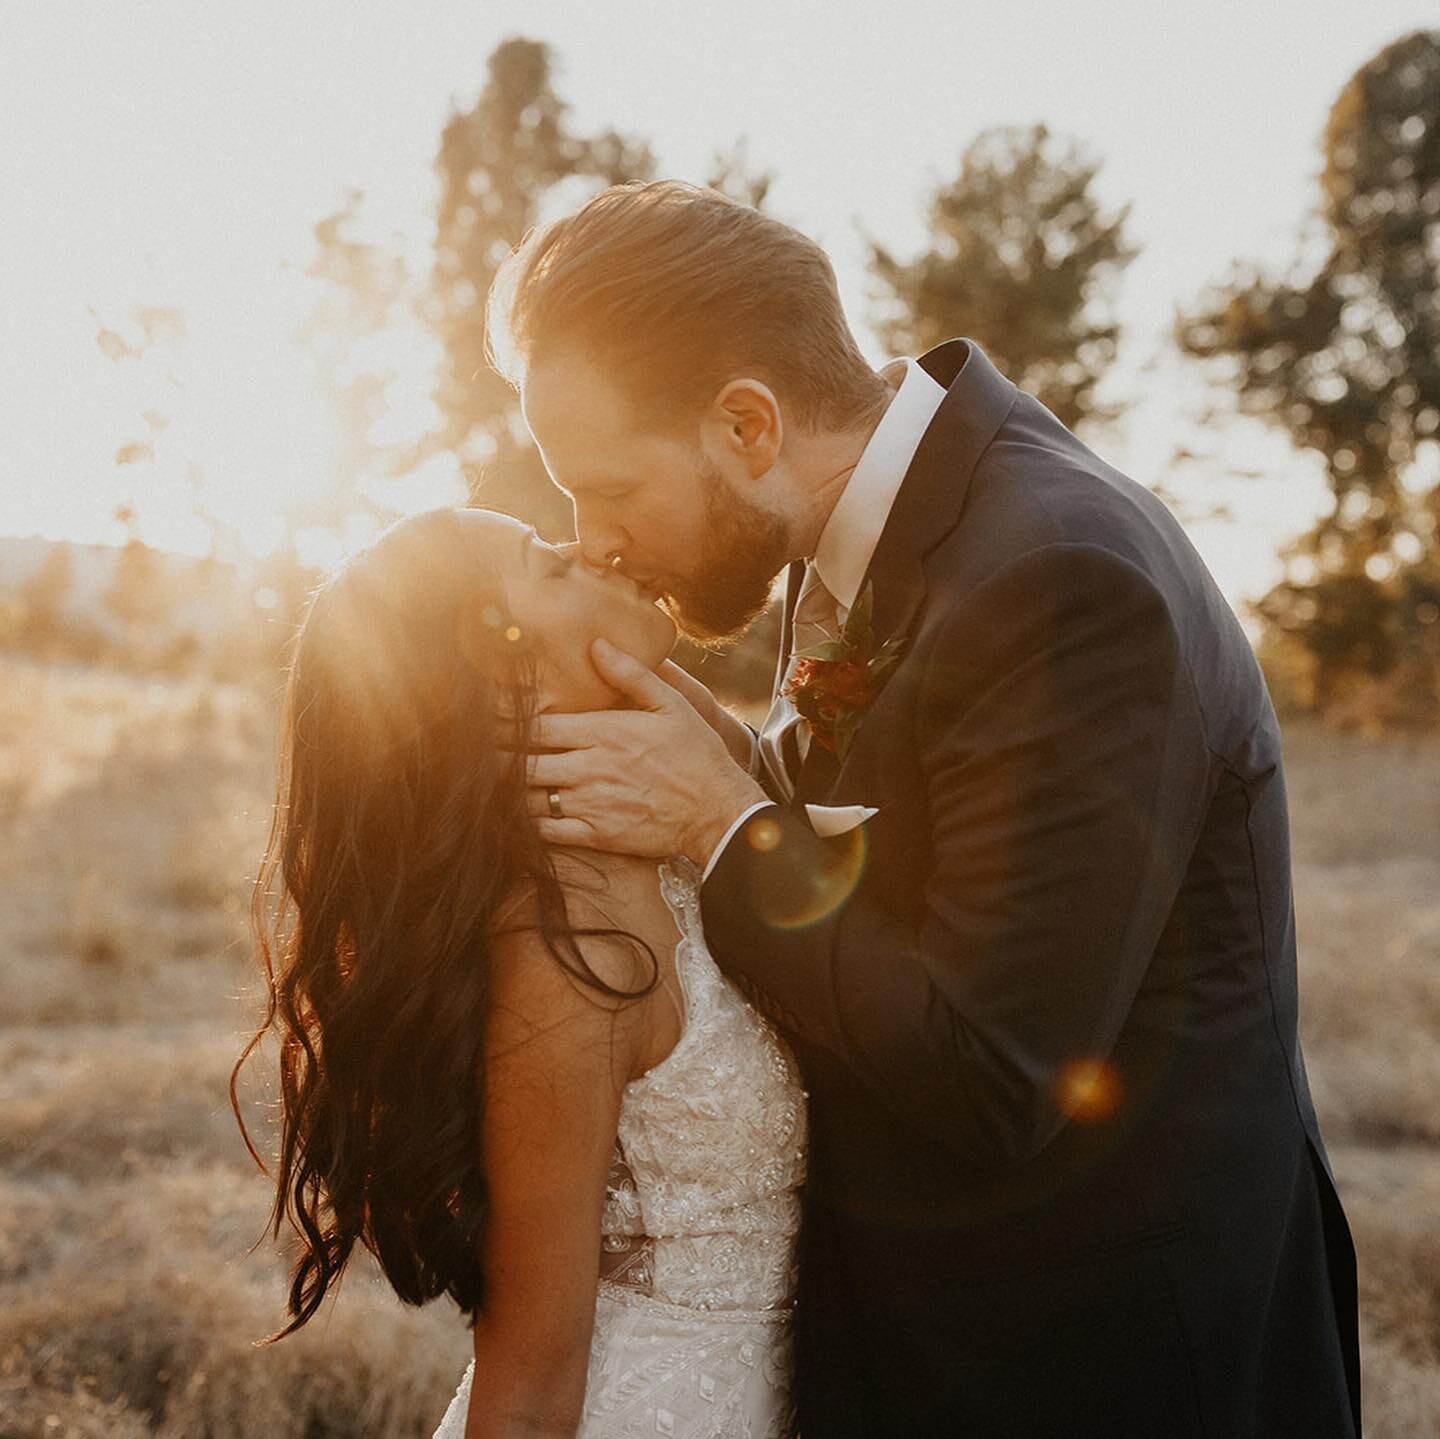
[793,640,849,662]
[868,654,903,685]
[842,584,875,650]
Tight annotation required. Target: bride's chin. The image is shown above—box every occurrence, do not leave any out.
[643,605,679,658]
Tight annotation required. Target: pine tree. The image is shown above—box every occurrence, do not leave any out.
[870,124,1135,430]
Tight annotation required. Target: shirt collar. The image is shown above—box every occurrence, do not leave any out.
[811,357,948,612]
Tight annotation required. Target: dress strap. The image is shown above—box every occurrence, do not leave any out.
[657,857,705,949]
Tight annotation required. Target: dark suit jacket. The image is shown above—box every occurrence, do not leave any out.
[700,340,1361,1437]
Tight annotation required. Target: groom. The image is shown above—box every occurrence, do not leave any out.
[500,181,1360,1436]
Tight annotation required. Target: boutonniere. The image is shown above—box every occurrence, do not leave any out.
[783,582,907,761]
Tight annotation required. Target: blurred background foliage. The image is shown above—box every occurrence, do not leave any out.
[3,30,1438,725]
[1178,29,1440,726]
[869,122,1136,432]
[427,38,657,542]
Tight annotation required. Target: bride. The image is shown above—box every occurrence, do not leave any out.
[233,507,806,1438]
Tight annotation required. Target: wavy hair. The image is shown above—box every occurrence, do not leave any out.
[231,509,656,1340]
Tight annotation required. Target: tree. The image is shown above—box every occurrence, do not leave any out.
[870,124,1136,430]
[104,538,174,641]
[300,40,784,701]
[423,38,655,539]
[420,41,790,704]
[704,140,774,211]
[1177,30,1440,721]
[17,543,74,652]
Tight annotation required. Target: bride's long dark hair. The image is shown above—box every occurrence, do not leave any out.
[231,509,655,1340]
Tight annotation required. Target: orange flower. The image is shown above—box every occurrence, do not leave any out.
[783,587,905,760]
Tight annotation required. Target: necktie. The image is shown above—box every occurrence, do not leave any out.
[759,564,841,794]
[789,563,840,658]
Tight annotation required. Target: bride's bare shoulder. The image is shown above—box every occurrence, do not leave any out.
[493,849,662,925]
[490,849,671,1004]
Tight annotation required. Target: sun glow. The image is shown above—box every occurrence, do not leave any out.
[3,0,1430,604]
[52,275,461,571]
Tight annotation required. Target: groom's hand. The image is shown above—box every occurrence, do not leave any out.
[653,658,759,769]
[526,639,767,864]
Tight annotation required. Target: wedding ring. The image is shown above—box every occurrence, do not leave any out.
[547,788,564,819]
[610,553,623,570]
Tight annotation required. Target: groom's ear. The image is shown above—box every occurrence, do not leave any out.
[707,378,783,481]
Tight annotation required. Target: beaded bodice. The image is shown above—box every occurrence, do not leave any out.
[598,858,807,1313]
[432,858,807,1438]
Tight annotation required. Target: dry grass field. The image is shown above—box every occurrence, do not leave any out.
[0,654,1435,1436]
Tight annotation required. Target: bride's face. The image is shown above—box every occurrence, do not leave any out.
[459,509,677,712]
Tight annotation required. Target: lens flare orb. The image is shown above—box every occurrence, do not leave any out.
[746,814,868,932]
[1056,1058,1122,1123]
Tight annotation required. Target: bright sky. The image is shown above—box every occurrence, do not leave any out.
[2,0,1433,602]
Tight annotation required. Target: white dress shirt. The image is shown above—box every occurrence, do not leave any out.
[704,357,948,879]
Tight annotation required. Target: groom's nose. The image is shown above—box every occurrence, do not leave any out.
[574,517,629,572]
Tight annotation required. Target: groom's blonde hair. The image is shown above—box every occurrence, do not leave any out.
[488,181,889,432]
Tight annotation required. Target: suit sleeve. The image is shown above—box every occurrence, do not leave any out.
[700,543,1214,1164]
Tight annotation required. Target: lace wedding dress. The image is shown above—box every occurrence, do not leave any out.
[432,858,807,1439]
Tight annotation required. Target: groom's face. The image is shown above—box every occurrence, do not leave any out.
[522,350,790,644]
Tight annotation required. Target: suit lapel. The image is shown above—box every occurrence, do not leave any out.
[789,339,1019,808]
[792,725,841,808]
[864,339,1019,644]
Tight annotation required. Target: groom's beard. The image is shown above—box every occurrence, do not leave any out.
[660,461,790,647]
